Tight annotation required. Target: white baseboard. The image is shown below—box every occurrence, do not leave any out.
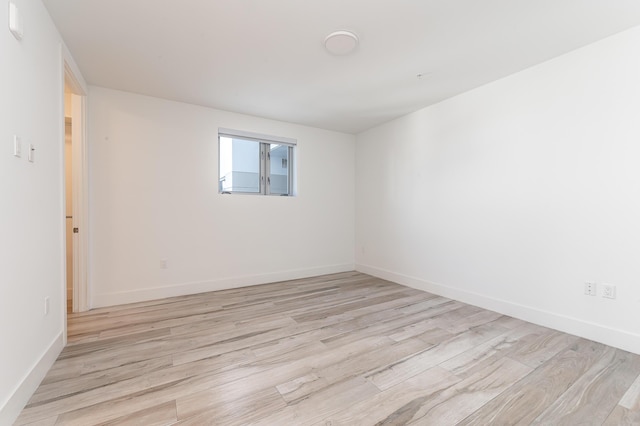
[0,333,64,425]
[356,263,640,355]
[93,263,355,308]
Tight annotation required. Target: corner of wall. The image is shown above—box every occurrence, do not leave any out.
[356,263,640,355]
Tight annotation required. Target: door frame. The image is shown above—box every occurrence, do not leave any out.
[61,45,89,330]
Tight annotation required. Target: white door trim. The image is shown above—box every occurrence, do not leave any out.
[61,44,89,330]
[70,92,88,313]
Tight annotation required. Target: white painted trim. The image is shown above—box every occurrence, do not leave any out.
[356,263,640,355]
[62,42,90,314]
[71,94,89,313]
[58,44,68,346]
[61,44,87,95]
[218,127,297,146]
[0,333,64,425]
[93,263,355,308]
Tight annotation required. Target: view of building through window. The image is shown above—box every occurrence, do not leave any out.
[219,130,294,195]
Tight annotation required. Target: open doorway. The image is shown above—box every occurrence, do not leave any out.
[63,64,88,317]
[64,111,73,312]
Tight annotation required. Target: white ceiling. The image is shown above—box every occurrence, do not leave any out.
[43,0,640,134]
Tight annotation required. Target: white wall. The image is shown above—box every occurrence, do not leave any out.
[356,26,640,354]
[88,87,355,307]
[0,0,80,422]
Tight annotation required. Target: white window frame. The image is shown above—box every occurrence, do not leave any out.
[218,128,296,196]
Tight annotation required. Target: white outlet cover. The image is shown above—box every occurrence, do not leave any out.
[603,284,616,299]
[584,282,597,296]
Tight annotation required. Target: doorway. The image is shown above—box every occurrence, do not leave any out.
[63,64,88,317]
[64,113,73,312]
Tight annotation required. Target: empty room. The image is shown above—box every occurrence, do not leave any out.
[3,0,640,424]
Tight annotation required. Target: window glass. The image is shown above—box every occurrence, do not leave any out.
[219,137,261,193]
[268,144,290,195]
[218,129,295,196]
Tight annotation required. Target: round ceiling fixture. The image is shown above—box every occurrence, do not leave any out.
[324,30,359,56]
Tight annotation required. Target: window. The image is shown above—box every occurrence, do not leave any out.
[218,128,295,196]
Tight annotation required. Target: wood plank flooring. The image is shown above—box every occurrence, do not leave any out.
[15,272,640,425]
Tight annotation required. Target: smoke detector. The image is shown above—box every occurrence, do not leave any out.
[324,30,359,56]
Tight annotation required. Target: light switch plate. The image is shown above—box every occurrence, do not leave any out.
[9,2,24,41]
[28,144,35,163]
[13,135,21,157]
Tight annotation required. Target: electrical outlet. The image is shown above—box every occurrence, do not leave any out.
[602,284,616,299]
[44,297,50,315]
[160,259,168,269]
[584,282,597,296]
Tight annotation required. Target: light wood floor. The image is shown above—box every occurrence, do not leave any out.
[16,272,640,425]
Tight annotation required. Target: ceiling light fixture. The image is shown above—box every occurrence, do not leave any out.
[324,30,359,56]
